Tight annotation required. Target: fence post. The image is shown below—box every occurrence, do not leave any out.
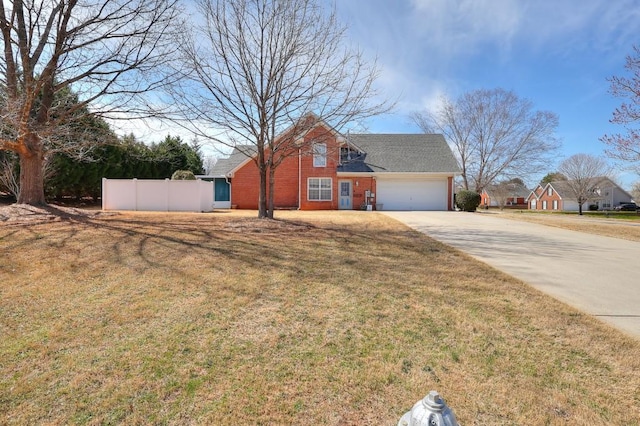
[101,178,107,210]
[165,178,170,211]
[133,178,138,211]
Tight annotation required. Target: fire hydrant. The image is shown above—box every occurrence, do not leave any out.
[398,390,459,426]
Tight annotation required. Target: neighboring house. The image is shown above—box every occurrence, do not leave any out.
[480,182,530,208]
[526,177,632,211]
[527,185,545,210]
[205,118,461,211]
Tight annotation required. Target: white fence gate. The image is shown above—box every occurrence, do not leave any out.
[102,178,214,212]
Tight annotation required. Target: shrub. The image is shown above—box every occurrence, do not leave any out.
[171,170,196,180]
[588,204,599,211]
[456,190,481,212]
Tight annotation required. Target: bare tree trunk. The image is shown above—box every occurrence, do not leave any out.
[268,166,276,219]
[578,197,584,216]
[17,137,46,205]
[258,166,268,219]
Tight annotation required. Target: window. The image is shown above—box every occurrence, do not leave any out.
[340,181,351,197]
[308,178,332,201]
[340,147,362,163]
[542,200,548,210]
[313,143,327,167]
[340,147,349,163]
[552,200,558,210]
[547,187,553,196]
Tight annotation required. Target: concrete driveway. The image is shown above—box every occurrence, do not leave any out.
[384,211,640,339]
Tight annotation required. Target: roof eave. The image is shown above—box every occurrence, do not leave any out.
[337,171,459,177]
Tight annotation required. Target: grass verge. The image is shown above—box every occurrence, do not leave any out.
[1,210,639,424]
[496,209,640,242]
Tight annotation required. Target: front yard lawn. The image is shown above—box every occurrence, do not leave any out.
[1,210,638,424]
[498,209,640,242]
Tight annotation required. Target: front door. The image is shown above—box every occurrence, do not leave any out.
[213,178,231,209]
[339,180,352,210]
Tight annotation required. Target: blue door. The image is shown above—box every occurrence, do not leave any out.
[339,180,352,209]
[215,179,230,202]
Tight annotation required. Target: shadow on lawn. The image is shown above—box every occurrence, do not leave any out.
[3,207,446,281]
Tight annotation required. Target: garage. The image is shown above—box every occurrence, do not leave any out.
[376,177,449,210]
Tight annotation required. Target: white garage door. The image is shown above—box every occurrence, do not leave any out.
[376,178,448,211]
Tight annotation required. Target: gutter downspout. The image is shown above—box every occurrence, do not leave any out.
[225,174,232,208]
[298,148,302,210]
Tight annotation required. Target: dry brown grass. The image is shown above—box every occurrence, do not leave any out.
[496,210,640,242]
[1,209,639,425]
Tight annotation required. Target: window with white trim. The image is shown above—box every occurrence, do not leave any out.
[552,200,558,210]
[542,200,548,210]
[313,143,327,167]
[308,178,332,201]
[547,187,553,196]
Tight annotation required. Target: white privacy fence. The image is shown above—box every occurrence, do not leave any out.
[102,178,214,212]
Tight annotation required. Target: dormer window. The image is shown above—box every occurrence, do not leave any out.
[340,147,350,163]
[340,146,362,163]
[313,143,327,167]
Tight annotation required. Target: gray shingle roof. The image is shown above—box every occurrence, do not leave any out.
[548,177,608,197]
[545,177,632,200]
[211,134,461,176]
[484,182,530,198]
[339,134,460,173]
[209,145,256,177]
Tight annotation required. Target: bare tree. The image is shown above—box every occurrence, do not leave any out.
[601,45,640,172]
[0,152,19,199]
[202,155,218,175]
[630,181,640,202]
[490,179,524,210]
[169,0,389,219]
[540,172,567,185]
[557,153,611,215]
[0,0,182,205]
[413,88,560,193]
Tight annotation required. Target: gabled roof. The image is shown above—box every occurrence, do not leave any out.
[209,145,256,177]
[545,180,572,198]
[543,177,631,199]
[483,182,530,198]
[275,112,345,144]
[526,185,543,201]
[211,133,461,176]
[338,134,461,174]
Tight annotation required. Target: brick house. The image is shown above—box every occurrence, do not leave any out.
[206,118,460,211]
[480,182,530,209]
[526,177,632,211]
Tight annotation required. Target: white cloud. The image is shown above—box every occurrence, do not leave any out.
[337,0,640,115]
[409,0,521,54]
[105,115,233,158]
[408,0,640,56]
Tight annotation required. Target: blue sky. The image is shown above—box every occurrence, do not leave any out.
[116,0,640,188]
[330,0,640,187]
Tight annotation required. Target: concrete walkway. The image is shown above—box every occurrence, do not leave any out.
[384,211,640,339]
